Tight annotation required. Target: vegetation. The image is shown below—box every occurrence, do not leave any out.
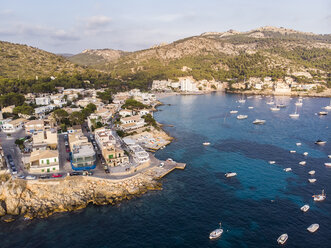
[97,89,113,103]
[142,114,159,129]
[0,92,25,107]
[13,105,34,115]
[122,98,148,110]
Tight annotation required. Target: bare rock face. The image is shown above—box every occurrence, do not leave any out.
[0,172,161,221]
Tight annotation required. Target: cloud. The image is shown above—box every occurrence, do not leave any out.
[87,15,111,29]
[0,9,14,16]
[51,30,80,41]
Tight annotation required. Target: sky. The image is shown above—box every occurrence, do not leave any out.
[0,0,330,54]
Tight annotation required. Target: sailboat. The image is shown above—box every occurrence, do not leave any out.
[289,106,299,118]
[295,98,303,106]
[323,98,331,110]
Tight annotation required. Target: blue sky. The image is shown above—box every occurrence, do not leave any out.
[0,0,330,54]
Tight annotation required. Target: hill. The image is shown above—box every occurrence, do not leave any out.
[0,41,84,79]
[68,49,127,66]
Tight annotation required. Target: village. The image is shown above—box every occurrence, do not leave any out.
[0,88,184,182]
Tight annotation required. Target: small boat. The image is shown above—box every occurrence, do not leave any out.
[303,152,308,156]
[323,99,331,110]
[289,106,299,118]
[203,142,211,146]
[315,140,326,145]
[230,110,238,114]
[248,106,254,109]
[270,107,280,111]
[225,172,237,178]
[277,104,286,108]
[266,101,275,105]
[253,119,266,125]
[296,142,302,146]
[307,224,319,233]
[237,115,248,120]
[308,178,316,183]
[318,111,328,115]
[313,190,326,201]
[209,223,223,240]
[290,150,296,153]
[328,155,331,159]
[238,99,246,103]
[324,163,331,167]
[308,170,315,175]
[277,234,288,245]
[269,161,276,164]
[284,168,292,172]
[295,99,303,106]
[300,204,310,212]
[299,161,306,166]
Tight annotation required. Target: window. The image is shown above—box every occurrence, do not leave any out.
[53,167,56,170]
[109,154,113,159]
[46,159,50,165]
[41,169,44,172]
[41,160,44,164]
[54,158,57,162]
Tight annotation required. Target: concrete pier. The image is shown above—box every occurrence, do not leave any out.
[152,159,186,179]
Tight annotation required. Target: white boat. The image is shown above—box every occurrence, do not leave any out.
[225,172,237,178]
[269,161,276,164]
[238,99,246,103]
[323,99,331,110]
[307,224,319,233]
[203,142,211,146]
[315,140,326,145]
[237,115,248,120]
[299,161,306,166]
[308,170,315,175]
[324,163,331,167]
[300,204,310,212]
[328,155,331,159]
[277,104,286,108]
[209,223,223,240]
[253,119,266,125]
[230,110,238,114]
[248,106,254,109]
[296,142,302,146]
[313,190,326,201]
[277,234,288,245]
[266,101,275,105]
[290,150,296,153]
[270,107,280,111]
[284,168,292,172]
[308,178,316,183]
[303,152,308,156]
[289,106,299,118]
[318,111,328,115]
[295,99,303,106]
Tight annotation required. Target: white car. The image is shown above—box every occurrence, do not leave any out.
[26,175,36,180]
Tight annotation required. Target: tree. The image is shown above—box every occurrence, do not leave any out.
[122,98,148,110]
[13,105,34,115]
[97,90,113,103]
[52,109,69,124]
[0,93,25,108]
[69,111,85,125]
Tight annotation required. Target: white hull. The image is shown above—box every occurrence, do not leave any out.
[270,107,280,111]
[230,110,238,114]
[225,172,237,178]
[299,161,306,166]
[308,178,316,183]
[308,170,315,175]
[253,119,266,125]
[203,142,210,146]
[290,150,296,153]
[289,113,299,118]
[300,204,310,212]
[307,224,319,233]
[277,234,288,245]
[325,163,331,167]
[303,152,308,156]
[284,168,292,172]
[296,142,302,146]
[237,115,248,120]
[269,161,276,164]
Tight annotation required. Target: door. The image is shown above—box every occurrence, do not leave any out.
[47,168,50,172]
[47,159,50,164]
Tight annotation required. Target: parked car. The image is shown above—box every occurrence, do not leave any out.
[17,175,25,179]
[83,171,93,176]
[64,141,69,146]
[69,172,81,176]
[39,175,50,179]
[11,167,18,175]
[25,135,31,140]
[66,147,70,153]
[64,134,68,140]
[52,173,62,178]
[26,175,36,180]
[89,134,94,140]
[105,168,110,174]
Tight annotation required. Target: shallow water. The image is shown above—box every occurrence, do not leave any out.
[1,93,330,248]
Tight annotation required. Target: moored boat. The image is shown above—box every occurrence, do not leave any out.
[203,142,211,146]
[277,104,286,108]
[295,99,303,106]
[308,178,316,183]
[300,204,310,212]
[328,155,331,159]
[209,223,223,240]
[324,163,331,167]
[315,140,326,145]
[318,111,328,115]
[308,170,315,175]
[270,107,280,111]
[248,106,254,109]
[303,152,308,156]
[290,150,296,153]
[296,142,302,146]
[269,161,276,164]
[284,168,292,172]
[313,190,326,201]
[307,224,319,233]
[266,101,275,105]
[277,234,288,245]
[253,119,266,125]
[299,161,306,166]
[225,172,237,178]
[237,115,248,120]
[230,110,238,114]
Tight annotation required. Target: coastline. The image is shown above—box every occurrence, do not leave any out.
[226,89,331,98]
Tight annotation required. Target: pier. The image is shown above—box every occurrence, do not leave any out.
[153,159,186,179]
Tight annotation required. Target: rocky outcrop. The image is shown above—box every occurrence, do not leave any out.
[0,172,161,221]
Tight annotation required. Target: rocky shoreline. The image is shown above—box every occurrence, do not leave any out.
[0,170,162,222]
[226,89,331,98]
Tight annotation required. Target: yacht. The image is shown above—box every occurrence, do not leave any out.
[284,168,292,172]
[308,178,316,183]
[318,111,328,115]
[315,140,326,145]
[237,115,248,120]
[277,104,286,108]
[248,106,254,109]
[238,99,246,103]
[289,106,299,118]
[313,190,326,201]
[209,223,223,240]
[296,142,302,146]
[328,155,331,159]
[203,142,211,146]
[308,170,315,175]
[303,152,308,156]
[323,99,331,110]
[277,234,288,245]
[230,110,238,114]
[225,172,237,178]
[266,101,275,105]
[295,99,303,106]
[270,107,280,111]
[290,150,296,153]
[307,224,319,233]
[300,204,310,212]
[269,161,276,164]
[253,119,266,125]
[299,161,306,166]
[324,163,331,167]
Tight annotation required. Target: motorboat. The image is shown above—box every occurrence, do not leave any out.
[323,99,331,110]
[225,172,237,178]
[277,234,288,245]
[324,163,331,167]
[328,155,331,159]
[307,224,319,233]
[289,106,299,118]
[300,204,310,212]
[315,140,326,145]
[230,110,238,114]
[299,161,306,166]
[253,119,266,125]
[248,106,254,109]
[270,107,280,111]
[284,168,292,172]
[296,142,302,146]
[290,150,296,153]
[266,101,275,105]
[238,99,246,103]
[303,152,308,156]
[209,223,223,240]
[203,142,211,146]
[277,104,286,108]
[295,99,303,106]
[313,190,326,201]
[269,161,276,164]
[237,115,248,120]
[308,170,315,175]
[318,111,328,115]
[308,178,316,183]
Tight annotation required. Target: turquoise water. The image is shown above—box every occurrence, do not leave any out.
[0,93,330,247]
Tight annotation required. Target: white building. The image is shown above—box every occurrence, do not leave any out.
[28,150,59,174]
[35,96,51,106]
[180,78,198,92]
[1,118,26,133]
[119,109,133,117]
[128,144,150,164]
[94,128,116,149]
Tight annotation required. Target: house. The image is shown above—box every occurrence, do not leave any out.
[102,145,129,167]
[1,105,15,113]
[35,96,51,106]
[274,81,291,94]
[25,120,45,134]
[32,130,58,151]
[34,105,55,115]
[28,150,59,174]
[119,109,133,117]
[128,144,150,164]
[119,115,145,131]
[1,118,27,133]
[94,128,116,148]
[180,78,198,92]
[138,109,152,117]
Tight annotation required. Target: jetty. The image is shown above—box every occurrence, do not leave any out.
[153,159,186,179]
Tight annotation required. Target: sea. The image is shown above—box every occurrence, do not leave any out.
[1,93,330,248]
